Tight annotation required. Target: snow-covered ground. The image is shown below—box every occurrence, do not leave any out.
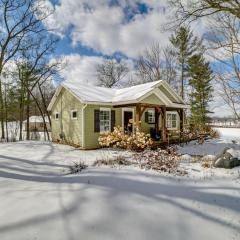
[0,139,240,240]
[178,127,240,156]
[0,121,50,141]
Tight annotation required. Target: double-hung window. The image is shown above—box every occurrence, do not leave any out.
[166,112,177,130]
[100,108,111,133]
[148,110,155,124]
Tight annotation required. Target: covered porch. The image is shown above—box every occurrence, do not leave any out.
[114,102,185,143]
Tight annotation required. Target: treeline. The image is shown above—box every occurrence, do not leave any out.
[0,0,62,141]
[96,26,213,130]
[96,0,240,129]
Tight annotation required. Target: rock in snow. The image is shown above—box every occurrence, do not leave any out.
[214,147,240,169]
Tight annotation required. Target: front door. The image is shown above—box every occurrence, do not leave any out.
[123,111,133,133]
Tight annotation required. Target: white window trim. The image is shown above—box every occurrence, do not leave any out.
[100,107,111,133]
[71,109,78,120]
[55,112,60,121]
[148,109,155,124]
[166,111,178,130]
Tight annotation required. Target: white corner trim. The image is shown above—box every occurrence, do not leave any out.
[82,104,87,148]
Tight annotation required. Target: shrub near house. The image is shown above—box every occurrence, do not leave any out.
[48,80,188,149]
[99,126,153,151]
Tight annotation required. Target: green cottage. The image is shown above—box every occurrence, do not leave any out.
[47,80,189,149]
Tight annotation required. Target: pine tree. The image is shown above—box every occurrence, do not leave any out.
[188,54,213,129]
[170,26,203,99]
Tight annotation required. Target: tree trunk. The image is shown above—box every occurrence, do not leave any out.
[0,80,5,139]
[38,83,51,127]
[181,60,184,100]
[27,88,50,141]
[26,91,30,140]
[4,84,8,142]
[19,101,23,141]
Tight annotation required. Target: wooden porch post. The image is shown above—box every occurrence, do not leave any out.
[155,107,160,131]
[162,106,167,142]
[135,104,147,131]
[136,104,141,130]
[177,109,184,132]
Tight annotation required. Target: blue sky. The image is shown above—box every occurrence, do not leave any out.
[53,1,155,59]
[45,0,239,117]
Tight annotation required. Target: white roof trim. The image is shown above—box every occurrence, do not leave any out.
[162,81,184,104]
[47,80,188,111]
[153,88,172,105]
[47,85,63,111]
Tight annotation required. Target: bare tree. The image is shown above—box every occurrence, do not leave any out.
[96,59,129,88]
[161,46,177,87]
[137,42,162,83]
[169,0,240,27]
[208,14,240,119]
[136,43,179,92]
[0,0,52,139]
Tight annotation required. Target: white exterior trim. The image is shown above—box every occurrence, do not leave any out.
[47,86,63,111]
[99,107,111,134]
[162,81,184,103]
[166,111,178,130]
[70,109,78,120]
[81,104,87,148]
[153,88,172,105]
[47,80,189,112]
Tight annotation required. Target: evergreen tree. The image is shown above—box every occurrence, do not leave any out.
[170,26,203,99]
[188,54,213,129]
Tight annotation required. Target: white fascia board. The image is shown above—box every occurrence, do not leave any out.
[162,81,184,103]
[153,88,171,105]
[62,85,86,104]
[47,85,63,111]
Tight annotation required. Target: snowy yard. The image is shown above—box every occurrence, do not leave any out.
[178,127,240,156]
[0,128,240,240]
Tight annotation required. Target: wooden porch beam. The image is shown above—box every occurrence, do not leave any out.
[114,103,165,108]
[135,104,141,129]
[177,109,184,132]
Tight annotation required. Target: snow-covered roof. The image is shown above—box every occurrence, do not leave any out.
[48,80,188,110]
[23,116,49,123]
[62,80,162,104]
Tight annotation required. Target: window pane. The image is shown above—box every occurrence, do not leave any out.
[100,110,110,132]
[172,114,176,120]
[172,120,177,128]
[72,111,77,118]
[148,111,155,123]
[167,114,171,121]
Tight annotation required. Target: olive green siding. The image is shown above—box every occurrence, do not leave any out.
[140,93,164,105]
[50,88,181,149]
[51,88,83,146]
[84,105,122,149]
[158,85,176,102]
